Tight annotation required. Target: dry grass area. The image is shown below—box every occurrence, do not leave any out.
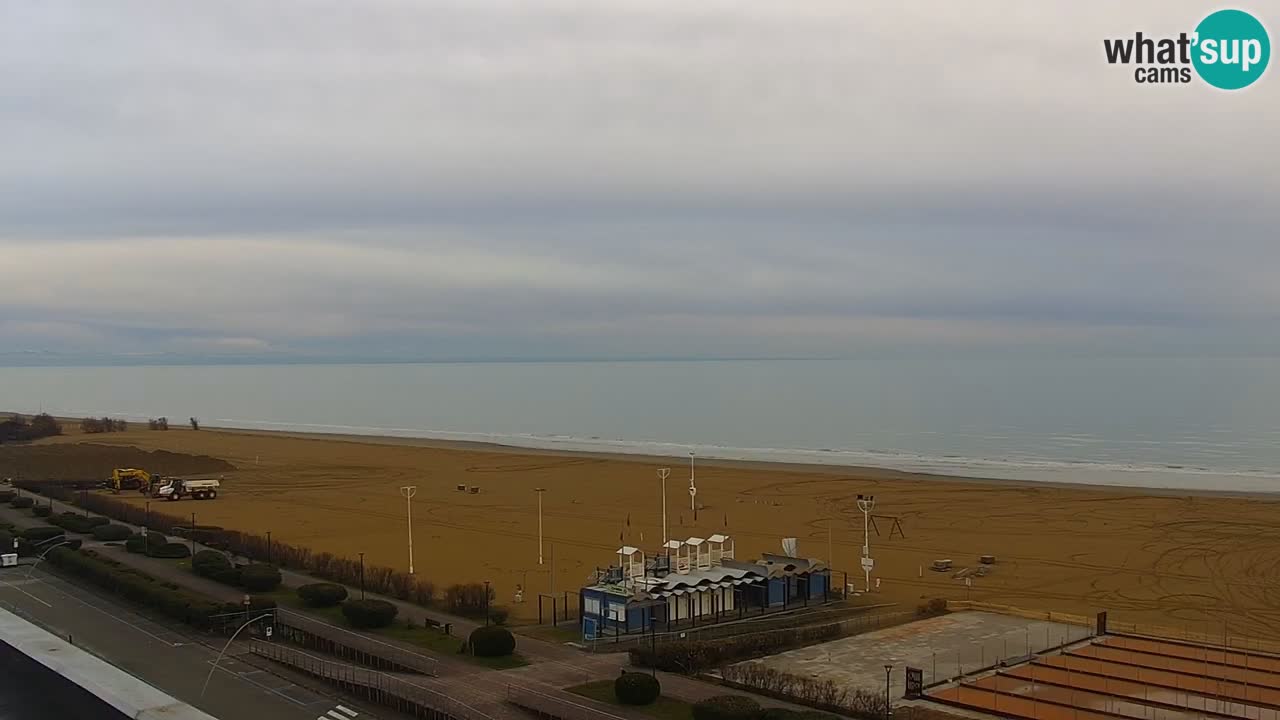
[3,426,1278,632]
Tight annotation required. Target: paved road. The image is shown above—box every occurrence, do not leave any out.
[0,564,365,720]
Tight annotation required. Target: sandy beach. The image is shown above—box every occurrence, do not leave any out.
[4,424,1277,636]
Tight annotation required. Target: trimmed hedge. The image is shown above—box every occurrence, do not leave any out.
[630,619,846,673]
[469,625,516,657]
[297,583,348,608]
[21,526,65,543]
[92,524,134,541]
[49,512,109,534]
[44,547,274,631]
[32,505,52,517]
[240,564,282,592]
[615,672,661,705]
[342,599,398,629]
[153,542,192,559]
[692,696,760,720]
[10,496,33,509]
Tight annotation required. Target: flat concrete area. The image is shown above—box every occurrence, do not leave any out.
[733,611,1087,696]
[0,564,352,720]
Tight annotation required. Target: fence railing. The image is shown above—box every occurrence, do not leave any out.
[273,608,440,676]
[505,684,627,720]
[250,640,488,720]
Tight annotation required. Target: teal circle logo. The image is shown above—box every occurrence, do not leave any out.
[1192,9,1270,89]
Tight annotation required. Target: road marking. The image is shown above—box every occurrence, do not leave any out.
[335,705,358,717]
[204,659,310,707]
[326,711,347,720]
[0,575,54,608]
[26,571,179,645]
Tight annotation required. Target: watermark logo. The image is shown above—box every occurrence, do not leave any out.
[1103,8,1270,89]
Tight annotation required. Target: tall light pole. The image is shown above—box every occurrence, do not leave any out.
[358,552,365,600]
[534,488,546,565]
[883,664,893,720]
[400,486,417,575]
[657,469,670,546]
[688,450,696,510]
[857,494,876,593]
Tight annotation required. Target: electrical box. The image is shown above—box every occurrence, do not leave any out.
[1,554,17,568]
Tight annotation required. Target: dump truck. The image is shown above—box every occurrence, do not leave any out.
[155,477,220,501]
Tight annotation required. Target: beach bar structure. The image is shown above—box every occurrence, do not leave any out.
[579,533,833,640]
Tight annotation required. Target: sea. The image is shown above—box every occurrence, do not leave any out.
[3,357,1280,494]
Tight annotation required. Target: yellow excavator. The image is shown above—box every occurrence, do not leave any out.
[105,468,161,494]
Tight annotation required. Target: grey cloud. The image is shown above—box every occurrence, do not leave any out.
[1,1,1276,359]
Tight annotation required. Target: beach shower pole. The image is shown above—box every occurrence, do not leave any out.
[657,469,670,547]
[535,488,546,564]
[400,486,417,574]
[689,450,696,512]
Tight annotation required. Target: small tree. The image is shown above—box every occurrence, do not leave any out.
[469,626,516,657]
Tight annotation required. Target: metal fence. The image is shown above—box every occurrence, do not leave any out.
[917,617,1096,690]
[505,684,627,720]
[250,640,488,720]
[273,607,439,676]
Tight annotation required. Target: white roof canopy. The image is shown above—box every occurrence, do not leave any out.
[708,534,728,543]
[616,546,641,555]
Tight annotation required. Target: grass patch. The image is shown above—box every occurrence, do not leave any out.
[568,680,694,720]
[265,587,528,668]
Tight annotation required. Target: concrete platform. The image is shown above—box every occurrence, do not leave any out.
[731,611,1088,697]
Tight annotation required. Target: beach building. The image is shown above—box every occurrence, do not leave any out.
[579,533,834,640]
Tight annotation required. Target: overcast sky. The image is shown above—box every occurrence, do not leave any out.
[1,1,1276,362]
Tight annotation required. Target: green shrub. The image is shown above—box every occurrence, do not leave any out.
[342,599,398,629]
[489,606,510,625]
[10,496,33,509]
[692,696,760,720]
[615,672,661,705]
[43,547,264,631]
[297,583,348,608]
[469,625,516,657]
[630,619,846,673]
[32,505,52,517]
[20,526,65,543]
[444,582,494,617]
[152,542,191,559]
[125,534,146,553]
[48,512,108,534]
[239,564,282,592]
[92,524,133,541]
[0,491,14,502]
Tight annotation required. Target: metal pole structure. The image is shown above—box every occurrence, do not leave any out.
[883,664,892,720]
[359,552,365,600]
[689,450,696,512]
[484,580,491,626]
[201,613,275,697]
[400,486,417,574]
[657,469,670,547]
[190,513,197,556]
[534,488,546,565]
[266,531,272,565]
[857,494,875,592]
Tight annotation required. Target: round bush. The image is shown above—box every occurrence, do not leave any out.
[20,526,65,543]
[342,599,399,629]
[192,549,230,572]
[692,696,761,720]
[91,524,133,541]
[240,564,282,592]
[85,516,110,528]
[469,625,516,657]
[32,505,52,517]
[152,542,192,559]
[10,497,34,509]
[615,672,661,706]
[297,582,348,608]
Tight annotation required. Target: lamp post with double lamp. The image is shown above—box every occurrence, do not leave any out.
[400,486,417,575]
[534,488,546,565]
[358,552,366,600]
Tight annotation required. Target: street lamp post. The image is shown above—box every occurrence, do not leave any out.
[883,665,893,720]
[484,580,491,626]
[190,512,197,557]
[657,469,670,547]
[400,486,417,574]
[359,552,366,600]
[534,488,546,565]
[266,531,272,565]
